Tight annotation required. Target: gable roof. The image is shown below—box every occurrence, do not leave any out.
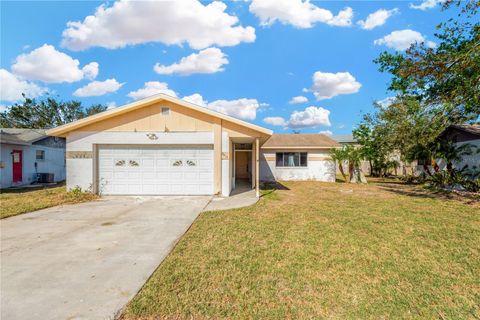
[331,134,356,144]
[46,93,272,136]
[261,134,340,149]
[449,124,480,136]
[0,128,48,145]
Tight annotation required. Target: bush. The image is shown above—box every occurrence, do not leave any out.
[427,169,480,193]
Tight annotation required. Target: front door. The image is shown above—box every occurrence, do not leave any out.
[12,150,22,183]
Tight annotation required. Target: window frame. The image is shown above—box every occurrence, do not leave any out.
[36,150,45,161]
[275,152,308,168]
[161,107,170,116]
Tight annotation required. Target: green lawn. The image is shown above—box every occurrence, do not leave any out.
[123,180,480,319]
[0,183,98,219]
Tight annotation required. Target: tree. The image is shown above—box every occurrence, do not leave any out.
[0,95,108,129]
[433,139,475,174]
[374,1,479,122]
[330,148,348,182]
[330,145,367,183]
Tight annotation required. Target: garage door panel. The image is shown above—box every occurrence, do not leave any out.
[99,146,214,195]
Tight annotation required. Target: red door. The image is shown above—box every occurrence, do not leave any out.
[12,150,22,183]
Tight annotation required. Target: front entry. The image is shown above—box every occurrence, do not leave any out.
[235,151,251,182]
[12,150,22,183]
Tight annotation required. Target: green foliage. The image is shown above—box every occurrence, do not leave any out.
[374,1,480,121]
[357,2,479,182]
[0,95,107,129]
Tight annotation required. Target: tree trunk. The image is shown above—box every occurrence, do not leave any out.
[432,159,440,173]
[423,164,433,177]
[368,159,373,176]
[446,161,454,176]
[348,161,354,183]
[338,162,347,183]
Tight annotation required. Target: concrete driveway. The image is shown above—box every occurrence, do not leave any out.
[1,196,210,320]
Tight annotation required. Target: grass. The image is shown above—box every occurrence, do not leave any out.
[123,180,480,319]
[0,183,98,219]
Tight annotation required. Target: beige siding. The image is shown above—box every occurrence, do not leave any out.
[79,101,214,132]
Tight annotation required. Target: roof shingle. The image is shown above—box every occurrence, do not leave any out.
[262,134,340,149]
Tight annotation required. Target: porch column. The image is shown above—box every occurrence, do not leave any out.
[213,119,222,194]
[255,137,260,198]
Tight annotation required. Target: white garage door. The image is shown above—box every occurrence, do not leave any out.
[98,146,214,195]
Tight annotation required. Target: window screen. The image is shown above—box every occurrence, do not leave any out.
[275,152,307,167]
[36,150,45,160]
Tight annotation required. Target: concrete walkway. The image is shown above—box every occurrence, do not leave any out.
[1,196,210,320]
[205,186,259,211]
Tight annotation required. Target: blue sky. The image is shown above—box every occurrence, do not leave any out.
[0,0,455,134]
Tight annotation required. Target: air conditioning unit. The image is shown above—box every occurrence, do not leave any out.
[36,173,54,183]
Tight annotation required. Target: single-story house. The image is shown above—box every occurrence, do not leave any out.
[46,94,338,197]
[331,134,371,175]
[417,124,480,173]
[0,129,66,188]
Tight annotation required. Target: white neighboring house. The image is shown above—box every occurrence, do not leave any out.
[418,124,480,173]
[0,129,66,189]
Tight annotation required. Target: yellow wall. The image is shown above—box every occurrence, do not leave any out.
[79,101,214,132]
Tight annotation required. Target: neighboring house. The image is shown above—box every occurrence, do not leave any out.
[0,129,66,188]
[331,134,371,175]
[418,124,480,173]
[46,94,338,197]
[260,134,339,182]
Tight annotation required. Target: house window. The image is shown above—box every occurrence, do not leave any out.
[36,150,45,160]
[276,152,308,167]
[161,107,170,116]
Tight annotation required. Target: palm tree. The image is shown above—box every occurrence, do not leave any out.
[330,148,348,182]
[433,139,474,175]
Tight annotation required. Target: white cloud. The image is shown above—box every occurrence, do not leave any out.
[264,106,331,128]
[288,106,331,128]
[154,48,228,75]
[183,93,262,121]
[309,71,361,100]
[357,8,398,30]
[11,44,98,83]
[374,29,436,51]
[264,116,287,126]
[319,130,333,136]
[410,0,442,10]
[61,0,255,51]
[82,62,99,80]
[0,69,47,102]
[327,7,353,27]
[128,82,177,100]
[376,96,396,108]
[73,79,123,97]
[249,0,352,28]
[106,101,117,110]
[289,95,308,104]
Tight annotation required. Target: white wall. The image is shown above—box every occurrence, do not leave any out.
[260,149,336,182]
[221,131,230,196]
[415,139,480,175]
[66,131,214,192]
[0,144,65,188]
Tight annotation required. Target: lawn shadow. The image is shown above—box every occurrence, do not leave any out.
[0,181,65,194]
[260,181,289,198]
[376,183,480,206]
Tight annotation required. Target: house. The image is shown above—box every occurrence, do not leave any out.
[260,134,338,182]
[46,94,338,197]
[0,129,66,188]
[331,134,371,175]
[419,124,480,172]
